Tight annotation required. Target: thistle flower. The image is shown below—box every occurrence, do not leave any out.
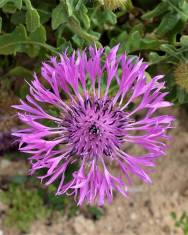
[13,45,174,205]
[174,63,188,92]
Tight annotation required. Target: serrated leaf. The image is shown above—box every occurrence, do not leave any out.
[155,13,179,36]
[0,24,52,57]
[51,2,68,30]
[26,8,40,32]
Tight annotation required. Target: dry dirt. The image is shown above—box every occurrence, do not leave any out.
[1,109,188,235]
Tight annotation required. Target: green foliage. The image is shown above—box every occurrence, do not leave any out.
[0,0,187,104]
[0,0,118,56]
[0,180,79,232]
[0,184,48,232]
[171,212,188,235]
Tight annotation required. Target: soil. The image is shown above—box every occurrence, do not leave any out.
[0,108,188,235]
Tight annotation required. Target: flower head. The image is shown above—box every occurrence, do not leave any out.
[13,45,174,205]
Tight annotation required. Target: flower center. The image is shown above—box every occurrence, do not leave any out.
[62,98,128,159]
[89,124,100,136]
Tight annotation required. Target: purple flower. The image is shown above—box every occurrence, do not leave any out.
[13,45,174,205]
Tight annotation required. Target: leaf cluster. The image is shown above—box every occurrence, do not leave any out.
[1,0,188,102]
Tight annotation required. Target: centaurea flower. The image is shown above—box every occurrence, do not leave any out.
[13,45,174,205]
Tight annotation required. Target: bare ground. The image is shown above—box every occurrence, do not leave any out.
[1,109,188,235]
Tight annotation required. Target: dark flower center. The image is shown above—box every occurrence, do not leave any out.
[62,98,128,159]
[89,124,100,136]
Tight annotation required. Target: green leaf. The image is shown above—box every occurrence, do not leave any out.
[65,0,74,16]
[7,66,33,79]
[149,52,163,64]
[75,0,85,10]
[102,10,117,25]
[27,25,47,57]
[2,2,17,13]
[67,16,100,44]
[123,31,160,53]
[37,8,51,24]
[0,24,55,56]
[155,13,180,36]
[142,2,168,20]
[0,24,27,55]
[0,0,22,9]
[75,5,90,29]
[168,19,185,43]
[26,8,40,32]
[0,0,7,7]
[11,10,25,25]
[51,2,68,30]
[29,25,46,43]
[160,44,176,56]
